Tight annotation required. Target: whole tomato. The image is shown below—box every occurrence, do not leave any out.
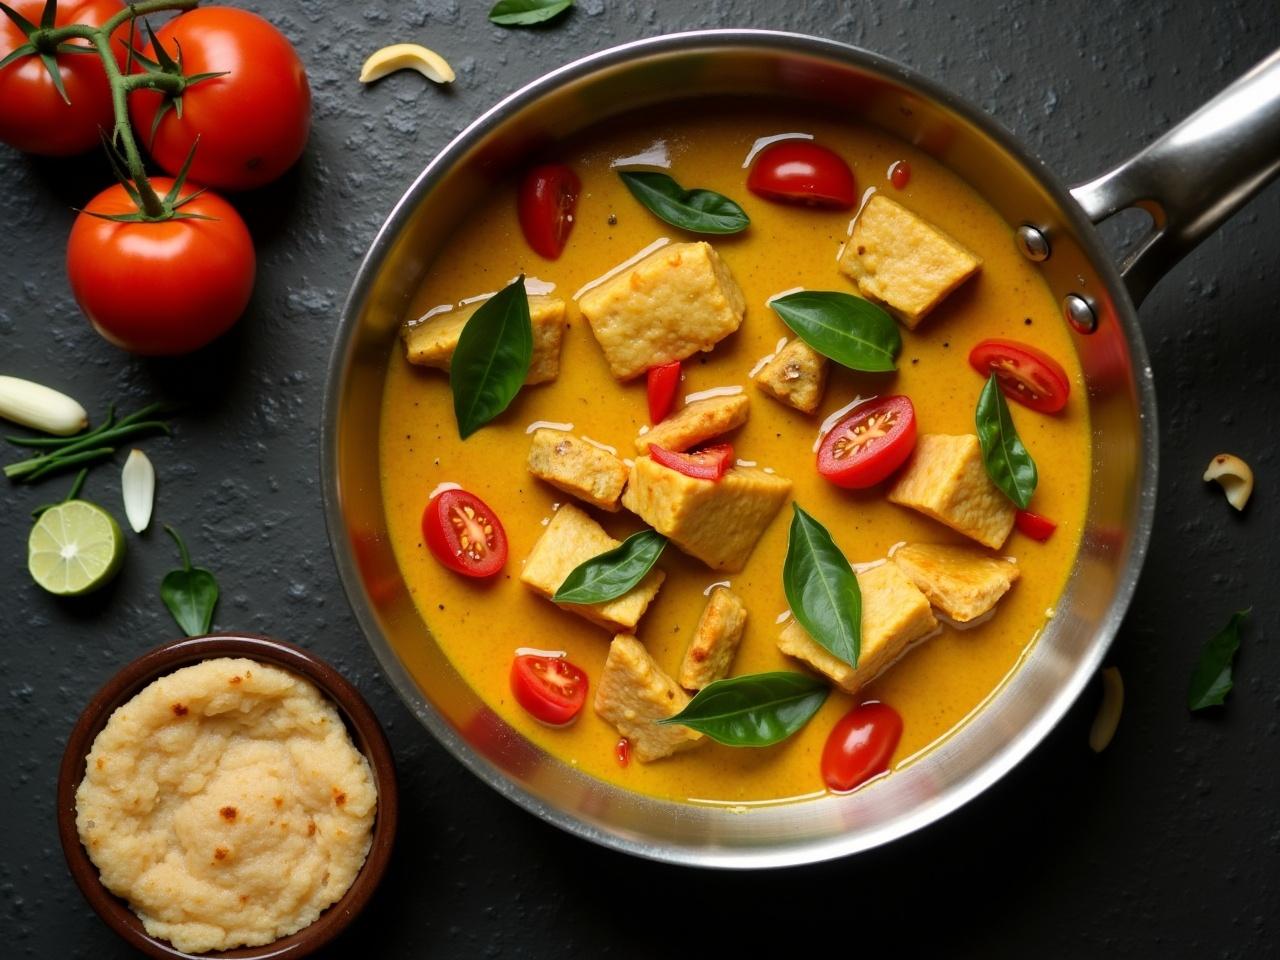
[66,177,255,355]
[0,0,127,155]
[128,7,310,190]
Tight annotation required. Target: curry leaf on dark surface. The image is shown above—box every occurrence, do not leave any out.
[552,529,667,605]
[769,291,901,372]
[161,525,218,636]
[659,672,830,746]
[1188,610,1249,711]
[975,374,1038,509]
[783,504,861,667]
[450,276,533,439]
[618,171,750,235]
[488,0,574,26]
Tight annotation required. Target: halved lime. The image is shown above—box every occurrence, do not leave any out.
[28,500,125,596]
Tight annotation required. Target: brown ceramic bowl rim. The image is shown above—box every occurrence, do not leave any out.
[56,633,399,960]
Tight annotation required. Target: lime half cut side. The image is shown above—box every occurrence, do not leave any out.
[28,500,125,596]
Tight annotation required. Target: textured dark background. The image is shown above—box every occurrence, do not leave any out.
[2,1,1277,956]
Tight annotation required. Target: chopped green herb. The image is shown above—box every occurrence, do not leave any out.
[1188,610,1249,711]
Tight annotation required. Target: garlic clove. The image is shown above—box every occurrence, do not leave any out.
[1089,666,1123,753]
[0,376,88,436]
[121,449,155,533]
[1203,453,1253,511]
[359,43,455,85]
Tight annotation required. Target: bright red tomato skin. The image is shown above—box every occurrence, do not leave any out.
[646,361,681,423]
[0,0,126,155]
[422,488,508,578]
[747,141,857,209]
[969,339,1071,414]
[128,7,310,190]
[889,160,912,189]
[518,163,580,259]
[66,178,255,355]
[1015,509,1057,541]
[816,395,917,489]
[510,655,588,726]
[649,443,734,481]
[821,701,903,793]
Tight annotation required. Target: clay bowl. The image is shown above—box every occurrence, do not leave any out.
[56,633,398,959]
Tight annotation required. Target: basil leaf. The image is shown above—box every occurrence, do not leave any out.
[769,291,901,372]
[618,171,750,235]
[553,529,667,604]
[975,374,1038,509]
[161,525,218,636]
[451,276,533,439]
[1188,609,1249,711]
[658,672,829,747]
[488,0,573,26]
[783,504,861,667]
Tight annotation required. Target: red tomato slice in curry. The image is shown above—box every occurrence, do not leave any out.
[968,338,1070,414]
[517,163,580,260]
[747,141,857,209]
[649,442,734,481]
[816,395,917,489]
[422,488,508,578]
[821,701,903,793]
[511,654,588,726]
[646,361,681,423]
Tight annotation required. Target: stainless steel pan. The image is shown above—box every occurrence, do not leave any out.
[323,31,1280,868]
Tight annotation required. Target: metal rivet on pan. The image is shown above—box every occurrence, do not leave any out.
[1064,294,1097,334]
[1016,225,1050,261]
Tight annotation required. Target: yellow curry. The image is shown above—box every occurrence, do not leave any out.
[378,103,1089,803]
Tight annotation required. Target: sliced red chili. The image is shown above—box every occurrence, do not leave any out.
[1015,509,1057,541]
[649,442,734,481]
[646,361,681,423]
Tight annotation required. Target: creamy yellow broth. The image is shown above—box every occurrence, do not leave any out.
[378,103,1090,803]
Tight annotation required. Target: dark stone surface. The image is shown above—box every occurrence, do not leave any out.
[2,1,1277,956]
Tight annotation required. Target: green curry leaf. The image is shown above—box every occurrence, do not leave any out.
[161,525,218,636]
[769,291,901,372]
[488,0,574,26]
[658,672,829,747]
[1188,609,1249,711]
[618,171,750,235]
[975,374,1038,509]
[552,529,667,605]
[783,504,861,667]
[450,276,533,439]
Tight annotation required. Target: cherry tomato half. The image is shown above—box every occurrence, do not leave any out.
[646,361,681,423]
[422,488,508,578]
[510,654,588,726]
[1015,509,1057,541]
[129,7,311,191]
[66,178,255,355]
[816,395,917,489]
[518,163,580,259]
[0,0,127,156]
[747,141,857,209]
[969,338,1070,414]
[821,701,903,793]
[649,443,734,481]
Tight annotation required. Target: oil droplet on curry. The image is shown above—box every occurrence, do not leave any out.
[378,104,1090,803]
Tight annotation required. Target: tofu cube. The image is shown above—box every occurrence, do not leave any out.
[636,393,749,454]
[401,294,566,384]
[621,458,791,572]
[594,634,704,762]
[887,434,1015,550]
[891,542,1020,622]
[578,241,746,380]
[753,339,829,414]
[520,503,664,632]
[777,562,937,693]
[526,430,629,512]
[678,586,748,690]
[838,195,982,329]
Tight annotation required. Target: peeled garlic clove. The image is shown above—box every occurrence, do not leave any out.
[121,449,155,533]
[1089,666,1123,753]
[1203,453,1253,511]
[0,375,88,436]
[359,44,455,85]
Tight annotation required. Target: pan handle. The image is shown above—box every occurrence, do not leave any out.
[1070,48,1280,306]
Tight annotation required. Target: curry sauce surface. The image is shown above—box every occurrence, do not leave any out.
[378,105,1090,802]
